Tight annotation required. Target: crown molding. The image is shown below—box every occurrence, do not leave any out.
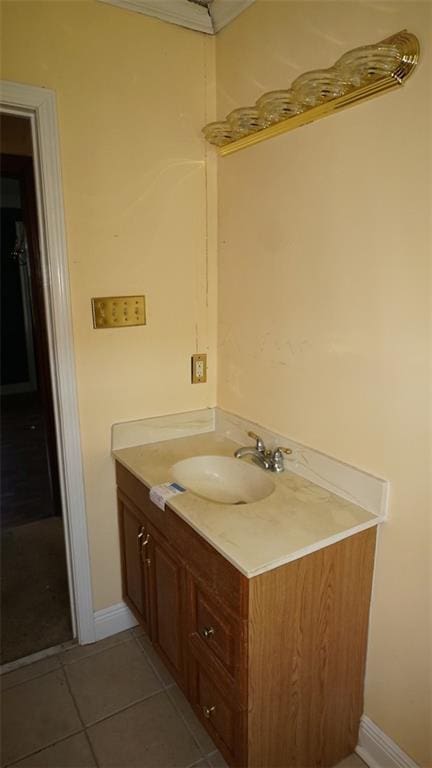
[97,0,255,34]
[211,0,255,33]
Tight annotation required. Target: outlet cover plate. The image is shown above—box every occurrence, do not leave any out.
[92,296,146,328]
[191,353,207,383]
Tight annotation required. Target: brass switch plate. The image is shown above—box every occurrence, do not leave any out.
[91,296,146,329]
[191,353,207,384]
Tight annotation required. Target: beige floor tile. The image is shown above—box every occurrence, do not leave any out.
[65,639,162,725]
[188,761,210,768]
[207,751,229,768]
[1,655,60,691]
[135,631,175,687]
[1,669,82,766]
[167,684,216,755]
[9,733,96,768]
[87,691,202,767]
[59,630,131,665]
[336,753,367,768]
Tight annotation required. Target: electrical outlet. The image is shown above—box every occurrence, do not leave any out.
[191,353,207,384]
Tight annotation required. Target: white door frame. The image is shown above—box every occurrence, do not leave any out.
[1,81,95,645]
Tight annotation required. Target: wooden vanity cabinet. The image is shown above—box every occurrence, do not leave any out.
[116,461,377,768]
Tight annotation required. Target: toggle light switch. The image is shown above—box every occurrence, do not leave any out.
[91,296,146,328]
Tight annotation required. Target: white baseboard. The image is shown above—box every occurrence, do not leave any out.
[357,715,419,768]
[94,601,138,641]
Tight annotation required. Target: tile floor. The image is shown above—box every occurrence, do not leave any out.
[1,627,368,768]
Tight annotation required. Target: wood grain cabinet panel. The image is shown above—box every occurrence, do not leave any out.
[247,528,376,768]
[117,491,150,632]
[116,462,377,768]
[147,522,185,686]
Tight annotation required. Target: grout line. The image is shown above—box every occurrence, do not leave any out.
[187,758,210,768]
[2,631,133,688]
[61,664,100,767]
[1,641,76,675]
[165,686,213,760]
[83,729,100,768]
[57,632,133,668]
[130,633,214,759]
[1,655,62,691]
[3,728,85,767]
[83,687,167,730]
[3,629,213,767]
[131,632,216,760]
[62,664,90,732]
[131,631,174,690]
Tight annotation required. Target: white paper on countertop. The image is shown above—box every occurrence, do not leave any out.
[149,482,186,511]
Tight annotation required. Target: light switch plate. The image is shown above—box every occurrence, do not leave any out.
[191,353,207,383]
[91,296,146,328]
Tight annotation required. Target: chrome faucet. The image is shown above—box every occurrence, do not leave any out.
[234,431,292,473]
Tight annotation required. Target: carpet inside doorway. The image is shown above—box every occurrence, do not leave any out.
[1,517,72,664]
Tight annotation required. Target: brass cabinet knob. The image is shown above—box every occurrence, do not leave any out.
[140,533,150,562]
[138,528,150,547]
[203,705,216,719]
[201,626,215,639]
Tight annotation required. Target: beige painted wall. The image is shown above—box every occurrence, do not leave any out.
[216,2,431,764]
[2,0,431,761]
[1,0,217,611]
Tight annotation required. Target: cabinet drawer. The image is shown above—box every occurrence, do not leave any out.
[187,573,246,687]
[189,658,246,767]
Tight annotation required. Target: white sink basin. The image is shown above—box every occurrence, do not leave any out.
[171,455,275,505]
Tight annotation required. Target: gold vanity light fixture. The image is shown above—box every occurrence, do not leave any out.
[202,30,419,156]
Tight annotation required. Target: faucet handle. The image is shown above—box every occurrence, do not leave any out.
[271,446,293,472]
[247,431,266,453]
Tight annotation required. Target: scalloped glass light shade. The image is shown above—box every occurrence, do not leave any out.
[202,121,234,147]
[336,44,402,87]
[201,31,419,152]
[227,107,266,138]
[256,90,303,125]
[292,69,352,107]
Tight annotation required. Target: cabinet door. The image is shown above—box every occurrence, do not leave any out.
[147,523,185,686]
[118,492,150,632]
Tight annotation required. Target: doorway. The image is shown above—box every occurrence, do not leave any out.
[0,115,72,663]
[1,81,95,651]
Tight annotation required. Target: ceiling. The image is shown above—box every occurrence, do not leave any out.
[97,0,256,34]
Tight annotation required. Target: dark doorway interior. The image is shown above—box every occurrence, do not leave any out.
[1,116,72,664]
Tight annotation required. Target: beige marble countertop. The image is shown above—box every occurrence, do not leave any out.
[113,432,380,578]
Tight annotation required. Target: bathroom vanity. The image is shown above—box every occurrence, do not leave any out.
[114,432,379,768]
